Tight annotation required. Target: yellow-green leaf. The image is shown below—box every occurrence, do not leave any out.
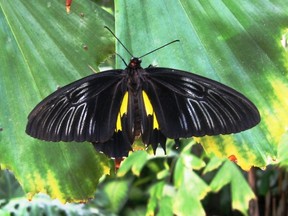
[115,0,288,170]
[0,0,113,202]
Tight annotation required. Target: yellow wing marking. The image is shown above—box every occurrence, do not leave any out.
[116,92,128,131]
[142,91,159,129]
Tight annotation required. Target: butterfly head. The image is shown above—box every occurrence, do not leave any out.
[128,57,142,69]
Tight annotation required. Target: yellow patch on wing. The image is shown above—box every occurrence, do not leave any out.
[142,91,159,129]
[116,92,129,131]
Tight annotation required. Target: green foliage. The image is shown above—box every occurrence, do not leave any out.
[1,0,288,215]
[89,142,254,215]
[1,193,100,216]
[0,0,113,202]
[210,161,255,212]
[0,170,24,202]
[114,0,288,170]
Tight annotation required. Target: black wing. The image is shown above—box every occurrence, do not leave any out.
[142,68,260,138]
[26,70,126,142]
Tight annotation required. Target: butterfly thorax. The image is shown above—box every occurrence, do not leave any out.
[126,57,144,93]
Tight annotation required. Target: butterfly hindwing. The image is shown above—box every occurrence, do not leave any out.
[26,70,127,143]
[142,67,260,139]
[140,91,167,153]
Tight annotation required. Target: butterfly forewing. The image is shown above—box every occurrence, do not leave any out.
[26,70,127,142]
[142,68,260,138]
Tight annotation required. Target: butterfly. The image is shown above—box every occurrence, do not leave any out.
[26,27,260,158]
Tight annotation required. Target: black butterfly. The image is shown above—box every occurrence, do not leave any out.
[26,28,260,158]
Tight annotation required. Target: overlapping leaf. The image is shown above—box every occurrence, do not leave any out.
[0,0,114,202]
[115,0,288,170]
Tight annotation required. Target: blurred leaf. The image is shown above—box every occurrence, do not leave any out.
[174,186,206,216]
[210,160,255,215]
[0,170,24,201]
[123,206,147,216]
[180,142,207,170]
[255,166,278,196]
[146,181,166,216]
[174,153,210,198]
[1,193,101,216]
[117,151,150,177]
[94,177,132,214]
[115,0,288,170]
[91,0,114,14]
[173,153,210,214]
[0,0,114,202]
[156,195,173,216]
[203,156,225,174]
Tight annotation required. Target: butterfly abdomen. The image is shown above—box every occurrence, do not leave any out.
[132,93,142,137]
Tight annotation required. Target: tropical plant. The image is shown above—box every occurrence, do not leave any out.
[1,0,288,215]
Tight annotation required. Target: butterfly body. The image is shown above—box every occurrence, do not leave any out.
[26,57,260,158]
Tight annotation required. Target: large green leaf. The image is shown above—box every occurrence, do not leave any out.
[0,0,114,202]
[115,0,288,170]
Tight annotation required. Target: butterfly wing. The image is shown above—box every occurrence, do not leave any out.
[26,70,127,143]
[142,68,260,138]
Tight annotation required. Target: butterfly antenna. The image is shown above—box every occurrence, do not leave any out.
[104,26,133,58]
[115,53,128,66]
[139,39,180,59]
